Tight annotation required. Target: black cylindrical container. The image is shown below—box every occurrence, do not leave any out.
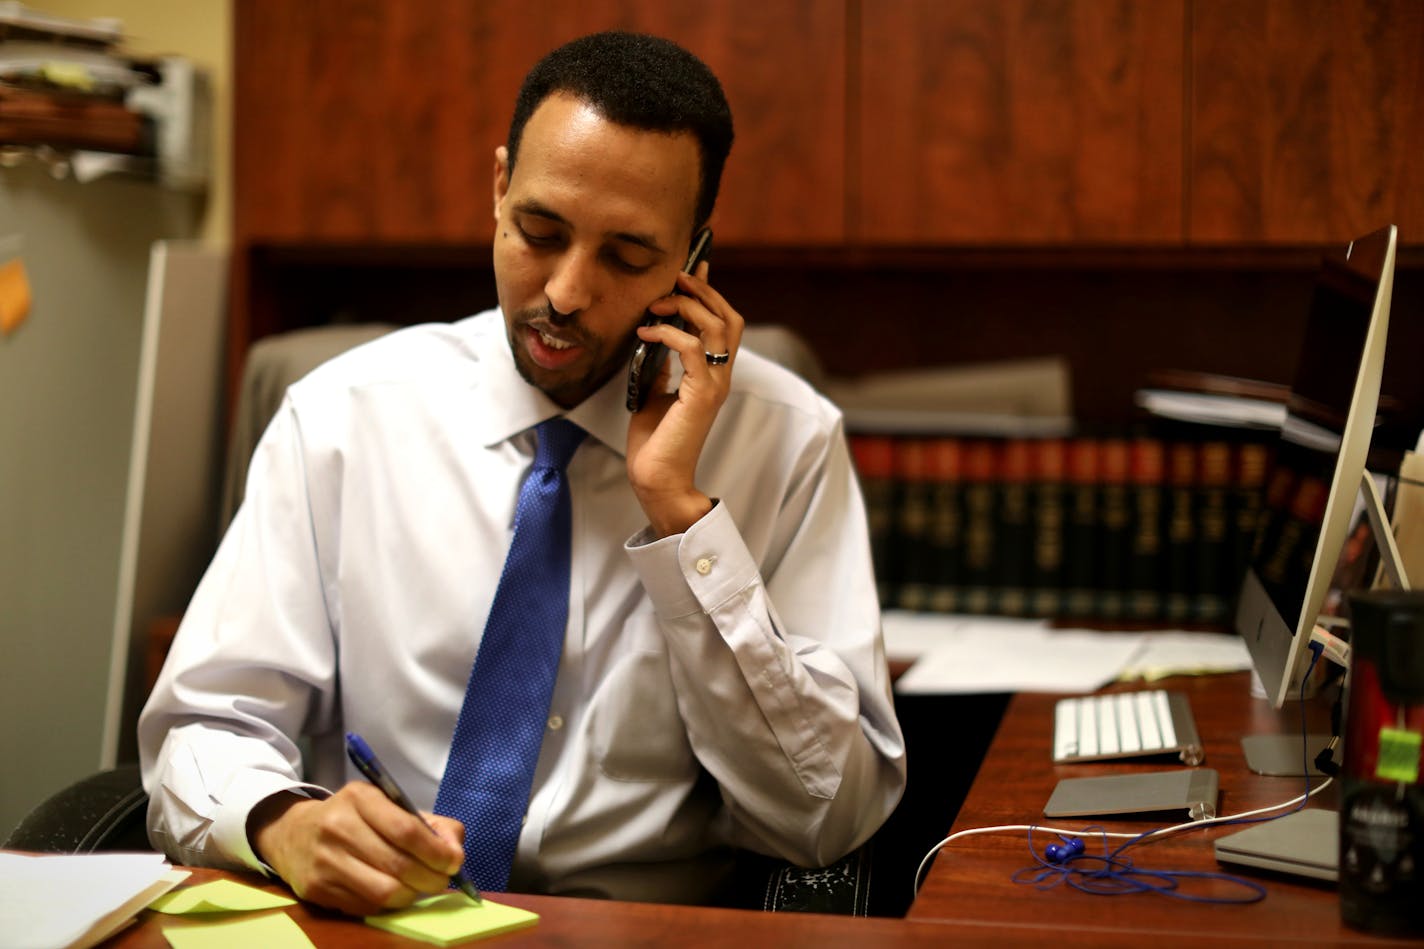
[1340,589,1424,935]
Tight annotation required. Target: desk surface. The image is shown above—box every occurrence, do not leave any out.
[906,672,1418,945]
[97,864,1228,948]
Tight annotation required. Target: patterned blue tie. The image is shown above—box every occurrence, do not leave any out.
[435,417,585,891]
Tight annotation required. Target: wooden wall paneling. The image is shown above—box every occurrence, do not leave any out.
[234,1,504,243]
[233,0,847,247]
[857,0,1185,244]
[581,0,850,245]
[229,0,849,401]
[1190,0,1424,244]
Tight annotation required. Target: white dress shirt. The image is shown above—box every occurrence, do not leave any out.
[138,309,905,904]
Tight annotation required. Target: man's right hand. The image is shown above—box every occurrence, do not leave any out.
[249,782,466,916]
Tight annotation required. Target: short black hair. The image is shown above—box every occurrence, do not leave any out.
[507,31,734,231]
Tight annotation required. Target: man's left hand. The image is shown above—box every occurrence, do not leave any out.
[626,264,743,537]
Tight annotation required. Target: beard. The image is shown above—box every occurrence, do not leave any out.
[505,303,639,408]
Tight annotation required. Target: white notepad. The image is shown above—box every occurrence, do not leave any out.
[0,852,189,949]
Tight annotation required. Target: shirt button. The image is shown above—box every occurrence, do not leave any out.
[695,557,714,575]
[547,714,563,731]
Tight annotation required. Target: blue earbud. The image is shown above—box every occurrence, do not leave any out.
[1045,838,1086,863]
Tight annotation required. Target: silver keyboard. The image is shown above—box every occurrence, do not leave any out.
[1052,690,1204,765]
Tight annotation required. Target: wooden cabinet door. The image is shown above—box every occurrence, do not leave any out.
[1190,0,1424,244]
[857,0,1185,244]
[234,0,847,246]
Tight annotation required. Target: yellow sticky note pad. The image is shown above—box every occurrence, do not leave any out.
[366,893,539,945]
[161,911,315,949]
[149,879,297,914]
[0,255,32,336]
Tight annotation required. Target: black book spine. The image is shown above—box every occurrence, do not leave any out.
[959,440,999,616]
[849,435,899,608]
[925,437,965,613]
[892,437,935,611]
[1163,441,1198,624]
[996,439,1034,617]
[1096,436,1133,621]
[1128,437,1166,622]
[1062,439,1100,621]
[1029,439,1067,618]
[1194,440,1233,624]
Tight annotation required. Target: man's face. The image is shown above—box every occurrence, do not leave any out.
[492,93,702,408]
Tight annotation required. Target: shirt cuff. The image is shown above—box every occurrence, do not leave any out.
[625,499,760,619]
[212,772,331,875]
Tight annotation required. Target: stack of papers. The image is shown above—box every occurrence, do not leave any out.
[0,851,188,949]
[884,611,1252,694]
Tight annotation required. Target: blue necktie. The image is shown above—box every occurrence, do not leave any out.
[435,417,586,891]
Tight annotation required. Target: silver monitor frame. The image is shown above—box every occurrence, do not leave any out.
[1236,224,1398,709]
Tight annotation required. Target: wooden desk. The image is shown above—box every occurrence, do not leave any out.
[94,864,1222,948]
[907,672,1419,945]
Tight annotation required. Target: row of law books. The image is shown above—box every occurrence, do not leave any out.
[849,430,1281,625]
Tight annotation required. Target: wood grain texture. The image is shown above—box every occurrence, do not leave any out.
[857,0,1185,243]
[908,673,1420,945]
[1190,0,1424,243]
[233,0,847,245]
[88,863,1193,948]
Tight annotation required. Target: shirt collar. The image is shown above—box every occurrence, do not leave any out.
[467,308,632,458]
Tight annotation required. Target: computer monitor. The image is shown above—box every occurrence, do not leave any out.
[1235,224,1398,710]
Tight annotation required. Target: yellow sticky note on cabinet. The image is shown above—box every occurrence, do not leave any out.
[366,893,539,945]
[0,254,33,336]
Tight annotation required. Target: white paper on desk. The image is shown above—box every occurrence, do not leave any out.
[1116,631,1253,681]
[0,851,188,949]
[893,624,1144,694]
[880,610,1051,663]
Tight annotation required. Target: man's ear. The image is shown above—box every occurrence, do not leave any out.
[493,145,510,222]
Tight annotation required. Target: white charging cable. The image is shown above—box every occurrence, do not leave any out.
[911,776,1335,902]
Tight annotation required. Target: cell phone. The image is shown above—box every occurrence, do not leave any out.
[625,227,713,412]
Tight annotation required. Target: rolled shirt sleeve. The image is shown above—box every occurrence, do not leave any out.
[626,436,904,866]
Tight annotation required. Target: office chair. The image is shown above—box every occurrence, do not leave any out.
[3,764,150,854]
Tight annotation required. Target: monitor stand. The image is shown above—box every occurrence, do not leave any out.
[1242,733,1336,776]
[1243,470,1411,776]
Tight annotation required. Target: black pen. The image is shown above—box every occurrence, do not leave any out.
[345,731,483,905]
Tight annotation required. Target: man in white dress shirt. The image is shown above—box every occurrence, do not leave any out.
[139,31,905,915]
